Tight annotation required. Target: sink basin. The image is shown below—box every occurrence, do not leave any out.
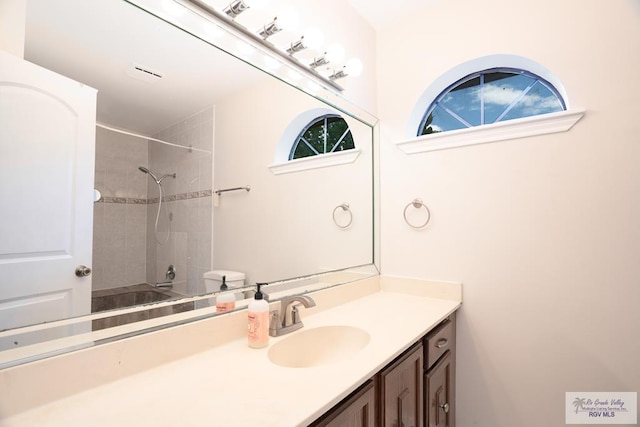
[268,325,370,368]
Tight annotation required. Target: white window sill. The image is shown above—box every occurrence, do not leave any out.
[395,109,585,154]
[268,149,361,175]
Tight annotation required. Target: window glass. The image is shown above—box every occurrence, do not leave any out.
[440,76,481,127]
[290,115,354,160]
[419,68,565,136]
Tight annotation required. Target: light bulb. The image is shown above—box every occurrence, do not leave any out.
[224,0,266,18]
[303,27,324,50]
[276,7,299,32]
[286,28,325,55]
[344,58,363,77]
[244,0,267,9]
[325,43,345,63]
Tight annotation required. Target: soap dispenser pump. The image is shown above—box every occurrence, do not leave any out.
[216,275,236,313]
[247,283,269,348]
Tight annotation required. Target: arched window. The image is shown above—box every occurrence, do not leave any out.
[397,55,584,154]
[290,114,355,160]
[419,68,566,136]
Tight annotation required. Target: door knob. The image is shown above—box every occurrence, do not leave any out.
[75,265,92,277]
[440,402,450,413]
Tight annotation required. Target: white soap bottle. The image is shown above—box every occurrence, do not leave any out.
[215,275,236,313]
[247,283,269,348]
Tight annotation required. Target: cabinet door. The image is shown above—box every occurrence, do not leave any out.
[425,351,452,427]
[312,381,375,427]
[379,343,423,427]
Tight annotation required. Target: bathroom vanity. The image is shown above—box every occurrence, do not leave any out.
[0,275,461,427]
[312,314,455,427]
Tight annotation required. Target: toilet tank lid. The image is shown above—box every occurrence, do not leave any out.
[203,270,245,281]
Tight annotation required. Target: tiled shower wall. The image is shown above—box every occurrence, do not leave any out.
[147,107,214,296]
[93,128,148,291]
[92,107,214,296]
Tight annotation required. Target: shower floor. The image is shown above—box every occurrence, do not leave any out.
[91,284,194,331]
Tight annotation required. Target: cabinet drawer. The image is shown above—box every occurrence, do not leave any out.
[424,319,453,370]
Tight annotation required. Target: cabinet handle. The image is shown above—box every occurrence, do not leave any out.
[435,338,448,348]
[440,402,450,413]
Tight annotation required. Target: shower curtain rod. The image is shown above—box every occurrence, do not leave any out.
[96,122,212,154]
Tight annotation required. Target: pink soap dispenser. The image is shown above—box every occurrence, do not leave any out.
[215,275,236,313]
[247,283,269,348]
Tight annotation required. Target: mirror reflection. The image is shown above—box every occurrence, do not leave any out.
[0,0,375,364]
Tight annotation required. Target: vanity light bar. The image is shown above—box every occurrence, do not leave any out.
[180,0,344,93]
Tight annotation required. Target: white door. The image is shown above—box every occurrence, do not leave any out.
[0,51,97,350]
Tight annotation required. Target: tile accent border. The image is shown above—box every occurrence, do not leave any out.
[97,189,212,204]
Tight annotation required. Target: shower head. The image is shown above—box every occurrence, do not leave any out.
[138,166,175,184]
[138,166,160,183]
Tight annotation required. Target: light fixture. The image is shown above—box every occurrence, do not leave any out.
[223,0,266,19]
[181,0,360,93]
[258,7,299,39]
[325,43,345,63]
[286,27,324,55]
[309,44,344,69]
[329,58,363,80]
[309,54,329,69]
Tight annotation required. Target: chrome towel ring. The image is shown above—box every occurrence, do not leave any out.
[403,198,431,229]
[333,203,353,229]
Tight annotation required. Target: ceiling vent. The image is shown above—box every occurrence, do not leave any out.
[126,63,164,83]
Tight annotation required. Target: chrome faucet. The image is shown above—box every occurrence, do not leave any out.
[269,295,316,337]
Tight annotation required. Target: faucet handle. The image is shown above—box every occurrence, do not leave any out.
[291,304,303,325]
[269,309,281,336]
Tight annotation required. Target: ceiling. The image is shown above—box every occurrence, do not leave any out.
[347,0,436,30]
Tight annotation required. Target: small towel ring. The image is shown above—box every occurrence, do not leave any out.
[333,203,353,229]
[403,198,431,229]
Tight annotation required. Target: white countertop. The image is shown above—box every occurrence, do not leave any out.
[0,276,461,427]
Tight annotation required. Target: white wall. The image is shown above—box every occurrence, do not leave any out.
[0,0,26,57]
[376,0,640,426]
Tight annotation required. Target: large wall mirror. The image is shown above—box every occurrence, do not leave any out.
[0,0,377,368]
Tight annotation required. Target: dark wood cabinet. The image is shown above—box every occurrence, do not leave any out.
[425,352,453,427]
[311,313,456,427]
[424,314,456,427]
[378,343,423,427]
[311,381,376,427]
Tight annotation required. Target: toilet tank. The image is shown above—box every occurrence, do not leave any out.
[203,270,245,292]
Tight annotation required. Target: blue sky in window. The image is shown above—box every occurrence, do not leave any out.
[428,74,563,132]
